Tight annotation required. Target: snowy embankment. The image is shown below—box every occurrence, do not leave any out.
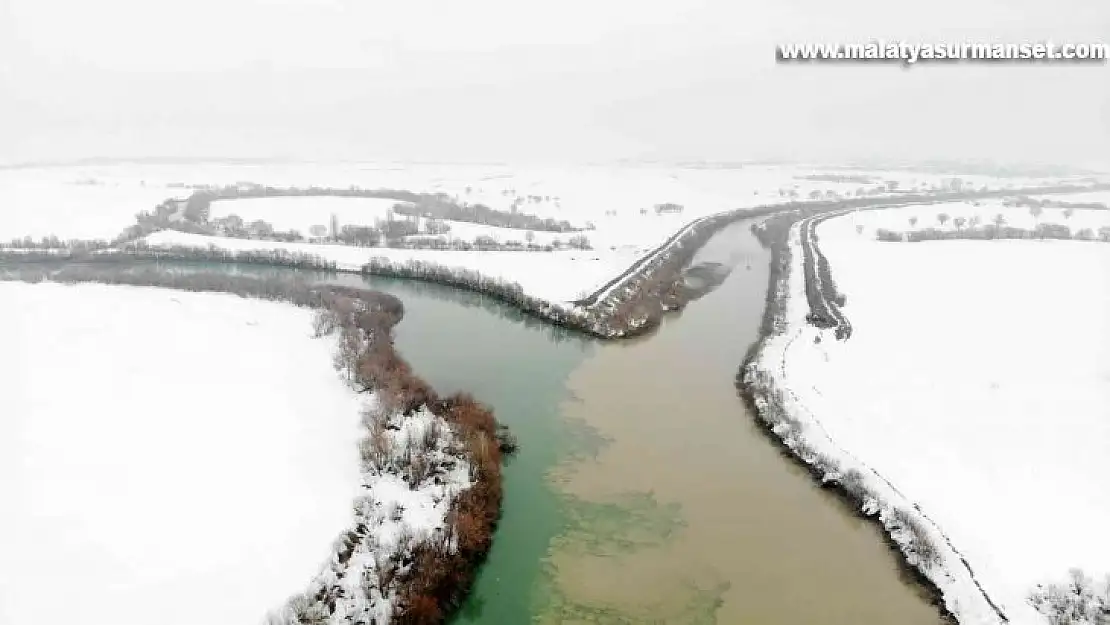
[139,229,626,304]
[744,211,1110,625]
[0,280,474,625]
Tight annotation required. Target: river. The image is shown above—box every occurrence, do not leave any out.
[537,220,946,623]
[329,218,946,623]
[5,219,946,623]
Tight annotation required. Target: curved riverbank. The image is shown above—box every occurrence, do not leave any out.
[736,217,1008,624]
[0,265,508,624]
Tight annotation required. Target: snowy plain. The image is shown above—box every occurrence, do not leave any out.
[757,208,1110,624]
[3,161,1083,244]
[0,280,472,625]
[0,169,188,241]
[0,281,366,625]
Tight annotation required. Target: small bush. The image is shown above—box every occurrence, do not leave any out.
[495,424,519,455]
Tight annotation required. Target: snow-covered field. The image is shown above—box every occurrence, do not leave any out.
[4,162,1103,308]
[4,161,1089,244]
[0,282,363,625]
[753,210,1110,624]
[0,281,469,625]
[140,229,633,303]
[0,169,188,241]
[209,196,403,234]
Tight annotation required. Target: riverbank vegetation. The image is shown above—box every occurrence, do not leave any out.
[1028,569,1110,625]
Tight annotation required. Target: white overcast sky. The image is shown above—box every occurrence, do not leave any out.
[0,0,1107,166]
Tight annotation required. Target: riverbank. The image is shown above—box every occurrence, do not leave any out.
[737,211,1031,624]
[737,216,968,620]
[0,267,509,624]
[745,207,1110,625]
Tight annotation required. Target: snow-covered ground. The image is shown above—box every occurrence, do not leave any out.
[4,161,1089,245]
[0,169,188,241]
[140,229,633,303]
[0,281,363,625]
[753,210,1110,624]
[0,281,470,625]
[277,404,471,624]
[209,196,404,234]
[5,162,1103,307]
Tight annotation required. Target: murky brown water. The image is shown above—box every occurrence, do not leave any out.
[540,221,947,624]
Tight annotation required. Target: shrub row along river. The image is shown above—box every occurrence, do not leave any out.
[35,220,947,623]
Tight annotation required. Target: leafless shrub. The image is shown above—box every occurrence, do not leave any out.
[466,433,495,480]
[837,468,871,501]
[1029,569,1110,625]
[286,593,330,625]
[374,554,401,593]
[312,309,339,338]
[396,525,416,557]
[421,418,443,452]
[404,452,433,488]
[360,427,393,473]
[353,494,376,519]
[361,403,390,436]
[495,424,519,455]
[887,507,941,568]
[387,501,404,523]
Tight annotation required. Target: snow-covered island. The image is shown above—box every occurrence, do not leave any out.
[741,204,1110,625]
[0,273,511,625]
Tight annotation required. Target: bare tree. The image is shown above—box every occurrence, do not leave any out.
[993,213,1007,233]
[1029,204,1044,223]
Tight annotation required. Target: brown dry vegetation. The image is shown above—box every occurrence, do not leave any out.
[321,287,506,624]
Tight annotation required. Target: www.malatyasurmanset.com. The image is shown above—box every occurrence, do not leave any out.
[777,41,1109,64]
